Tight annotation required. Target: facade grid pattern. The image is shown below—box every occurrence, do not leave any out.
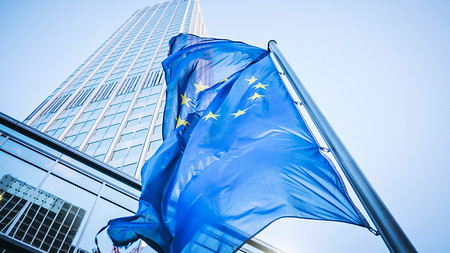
[0,124,141,252]
[25,0,207,178]
[1,1,281,252]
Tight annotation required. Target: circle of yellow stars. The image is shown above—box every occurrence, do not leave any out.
[176,76,269,128]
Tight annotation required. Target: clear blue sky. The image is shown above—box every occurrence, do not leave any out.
[1,0,449,252]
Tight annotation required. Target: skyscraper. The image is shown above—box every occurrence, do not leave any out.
[0,1,282,252]
[24,0,207,178]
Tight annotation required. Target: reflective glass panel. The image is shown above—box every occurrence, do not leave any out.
[0,150,48,238]
[0,135,6,145]
[119,133,133,143]
[52,163,102,194]
[1,139,55,171]
[122,163,138,176]
[0,127,62,157]
[134,129,147,140]
[101,185,138,212]
[76,198,135,252]
[39,174,97,249]
[112,149,127,161]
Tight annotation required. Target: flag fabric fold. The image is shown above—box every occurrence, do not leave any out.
[106,33,369,253]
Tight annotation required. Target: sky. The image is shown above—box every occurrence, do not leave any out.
[0,0,449,252]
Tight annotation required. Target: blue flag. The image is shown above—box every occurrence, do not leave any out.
[106,34,370,253]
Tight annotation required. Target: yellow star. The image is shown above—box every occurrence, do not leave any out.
[203,111,220,121]
[175,115,190,128]
[219,78,228,83]
[194,81,208,93]
[245,76,257,84]
[180,92,191,107]
[248,92,264,101]
[253,82,268,90]
[231,108,248,118]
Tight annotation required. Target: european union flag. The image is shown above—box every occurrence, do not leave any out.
[106,34,370,253]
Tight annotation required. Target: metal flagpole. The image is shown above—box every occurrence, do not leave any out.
[268,40,416,253]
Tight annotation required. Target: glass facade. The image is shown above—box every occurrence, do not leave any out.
[0,174,86,252]
[24,0,207,178]
[0,112,275,253]
[0,113,148,253]
[3,1,280,252]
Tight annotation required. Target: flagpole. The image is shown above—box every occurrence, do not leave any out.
[268,40,416,253]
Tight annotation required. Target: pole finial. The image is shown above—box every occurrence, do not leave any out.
[267,40,277,51]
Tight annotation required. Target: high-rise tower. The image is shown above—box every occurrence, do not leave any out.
[24,0,207,178]
[0,1,282,252]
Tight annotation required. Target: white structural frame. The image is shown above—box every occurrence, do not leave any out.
[103,0,182,166]
[58,6,158,141]
[40,8,152,133]
[26,9,143,126]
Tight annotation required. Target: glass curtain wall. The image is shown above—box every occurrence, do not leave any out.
[0,120,154,253]
[24,0,207,179]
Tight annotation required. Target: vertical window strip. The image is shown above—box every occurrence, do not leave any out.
[91,81,118,103]
[67,87,95,109]
[125,77,135,94]
[152,70,160,86]
[54,95,71,114]
[124,77,136,94]
[46,97,62,115]
[102,83,112,100]
[69,89,88,109]
[67,90,86,109]
[156,71,164,85]
[45,94,70,115]
[128,75,141,94]
[118,78,132,95]
[118,75,144,96]
[26,97,51,120]
[100,83,113,101]
[104,82,118,100]
[92,84,107,102]
[42,97,61,115]
[132,76,142,92]
[72,90,87,108]
[140,73,149,90]
[143,72,154,89]
[77,89,91,107]
[76,88,95,108]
